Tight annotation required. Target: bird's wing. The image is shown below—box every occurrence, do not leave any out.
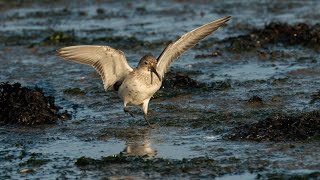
[57,45,133,90]
[156,16,231,77]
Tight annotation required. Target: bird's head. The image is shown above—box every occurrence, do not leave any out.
[138,54,161,81]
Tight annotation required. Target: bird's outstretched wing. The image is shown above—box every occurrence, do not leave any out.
[156,16,231,77]
[57,45,133,90]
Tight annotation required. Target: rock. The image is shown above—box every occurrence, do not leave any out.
[0,82,70,126]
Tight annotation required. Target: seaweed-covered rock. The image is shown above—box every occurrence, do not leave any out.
[0,82,69,125]
[162,72,207,89]
[153,72,210,99]
[153,72,231,99]
[228,111,320,141]
[227,22,320,52]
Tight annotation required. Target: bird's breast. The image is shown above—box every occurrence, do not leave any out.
[118,70,161,104]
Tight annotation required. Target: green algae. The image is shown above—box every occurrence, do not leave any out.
[63,88,86,96]
[43,31,75,45]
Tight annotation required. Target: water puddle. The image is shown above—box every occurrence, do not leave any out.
[215,62,306,81]
[216,172,257,180]
[30,137,125,159]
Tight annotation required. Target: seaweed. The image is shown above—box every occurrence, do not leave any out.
[228,111,320,141]
[0,82,70,125]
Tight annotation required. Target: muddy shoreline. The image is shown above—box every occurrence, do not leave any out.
[1,0,320,179]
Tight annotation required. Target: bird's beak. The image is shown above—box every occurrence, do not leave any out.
[151,66,161,81]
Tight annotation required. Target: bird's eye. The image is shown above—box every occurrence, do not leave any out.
[144,62,148,65]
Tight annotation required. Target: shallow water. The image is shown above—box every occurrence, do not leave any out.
[0,0,320,179]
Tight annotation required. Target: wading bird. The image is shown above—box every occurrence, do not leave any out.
[58,16,231,125]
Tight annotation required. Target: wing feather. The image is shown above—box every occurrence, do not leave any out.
[57,45,133,90]
[156,16,231,76]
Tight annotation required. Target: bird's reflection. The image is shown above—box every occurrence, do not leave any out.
[122,128,156,157]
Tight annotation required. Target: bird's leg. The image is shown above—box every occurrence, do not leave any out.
[144,114,151,126]
[124,108,135,117]
[144,112,156,129]
[123,103,135,117]
[142,99,154,128]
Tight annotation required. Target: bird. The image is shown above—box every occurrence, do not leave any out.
[57,16,231,126]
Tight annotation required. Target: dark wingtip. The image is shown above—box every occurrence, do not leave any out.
[56,48,63,57]
[217,16,231,26]
[223,16,232,22]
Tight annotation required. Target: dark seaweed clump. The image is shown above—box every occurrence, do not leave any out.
[163,72,207,89]
[247,95,263,105]
[154,72,231,99]
[43,31,76,45]
[227,22,320,52]
[228,111,320,141]
[163,72,231,91]
[0,82,69,125]
[153,72,209,99]
[310,90,320,104]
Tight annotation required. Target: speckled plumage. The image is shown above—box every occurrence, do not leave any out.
[57,16,231,125]
[119,56,161,105]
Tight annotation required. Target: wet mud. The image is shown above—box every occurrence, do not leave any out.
[75,155,250,179]
[74,154,320,179]
[1,0,320,179]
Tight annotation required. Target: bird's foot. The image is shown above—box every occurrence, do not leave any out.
[144,115,157,129]
[124,108,135,118]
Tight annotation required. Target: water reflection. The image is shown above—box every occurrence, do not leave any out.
[122,128,156,157]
